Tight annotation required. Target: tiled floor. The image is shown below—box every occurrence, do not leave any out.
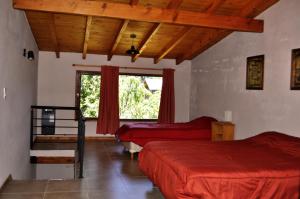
[0,141,165,199]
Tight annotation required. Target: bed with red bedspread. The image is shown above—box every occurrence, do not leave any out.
[139,132,300,199]
[116,116,217,146]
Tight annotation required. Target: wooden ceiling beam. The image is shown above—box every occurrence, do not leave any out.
[13,0,264,32]
[205,0,226,14]
[155,0,225,64]
[149,0,184,64]
[154,27,194,64]
[239,0,279,18]
[130,0,139,6]
[176,30,230,64]
[132,23,162,62]
[49,14,60,58]
[176,0,280,65]
[167,0,184,9]
[107,19,129,61]
[82,16,92,59]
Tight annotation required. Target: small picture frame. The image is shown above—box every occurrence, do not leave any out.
[246,55,264,90]
[290,48,300,90]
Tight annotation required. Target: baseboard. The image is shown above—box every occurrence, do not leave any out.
[0,174,12,192]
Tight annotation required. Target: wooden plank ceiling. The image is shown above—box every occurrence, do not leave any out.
[14,0,279,64]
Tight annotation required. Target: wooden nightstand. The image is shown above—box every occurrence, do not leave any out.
[211,121,235,141]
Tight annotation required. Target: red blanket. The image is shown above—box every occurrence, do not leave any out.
[116,116,217,146]
[139,132,300,199]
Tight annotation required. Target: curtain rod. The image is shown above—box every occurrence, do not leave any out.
[72,64,166,71]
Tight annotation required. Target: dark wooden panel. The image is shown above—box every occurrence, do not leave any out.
[30,156,75,164]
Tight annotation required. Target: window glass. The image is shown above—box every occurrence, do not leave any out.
[76,71,162,120]
[119,75,162,120]
[80,74,100,118]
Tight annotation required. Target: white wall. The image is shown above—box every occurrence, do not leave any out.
[0,0,38,187]
[37,52,191,135]
[190,0,300,139]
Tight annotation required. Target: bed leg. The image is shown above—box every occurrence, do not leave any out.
[123,146,128,152]
[130,152,134,160]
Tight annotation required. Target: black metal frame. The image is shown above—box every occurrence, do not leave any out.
[30,105,86,178]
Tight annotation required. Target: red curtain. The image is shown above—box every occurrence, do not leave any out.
[158,68,175,124]
[96,66,120,134]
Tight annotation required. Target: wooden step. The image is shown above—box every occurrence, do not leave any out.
[30,150,76,164]
[30,156,75,164]
[35,135,77,143]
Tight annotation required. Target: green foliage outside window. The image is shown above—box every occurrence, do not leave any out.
[79,73,162,119]
[80,74,100,118]
[119,75,161,119]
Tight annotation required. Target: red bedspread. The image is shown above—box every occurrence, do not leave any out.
[139,132,300,199]
[116,116,217,146]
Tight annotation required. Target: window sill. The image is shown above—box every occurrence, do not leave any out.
[84,118,157,122]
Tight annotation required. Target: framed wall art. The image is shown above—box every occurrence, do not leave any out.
[246,55,264,90]
[290,48,300,90]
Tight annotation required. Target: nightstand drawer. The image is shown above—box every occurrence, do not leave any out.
[212,121,234,141]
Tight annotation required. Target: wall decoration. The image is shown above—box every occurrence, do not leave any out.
[290,48,300,90]
[246,55,264,90]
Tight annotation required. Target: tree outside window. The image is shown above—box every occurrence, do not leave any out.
[76,71,162,120]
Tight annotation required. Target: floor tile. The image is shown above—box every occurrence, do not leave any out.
[127,189,165,199]
[114,160,145,177]
[44,192,89,199]
[88,190,130,199]
[46,179,88,192]
[86,176,127,192]
[1,180,47,193]
[0,193,44,199]
[121,176,153,188]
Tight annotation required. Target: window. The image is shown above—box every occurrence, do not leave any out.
[76,71,101,118]
[75,71,162,120]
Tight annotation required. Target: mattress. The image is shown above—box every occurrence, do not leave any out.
[139,132,300,199]
[116,116,217,146]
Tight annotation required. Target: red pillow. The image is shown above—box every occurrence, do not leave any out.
[249,131,300,158]
[188,116,217,129]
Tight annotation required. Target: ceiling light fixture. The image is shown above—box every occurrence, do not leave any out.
[126,34,140,56]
